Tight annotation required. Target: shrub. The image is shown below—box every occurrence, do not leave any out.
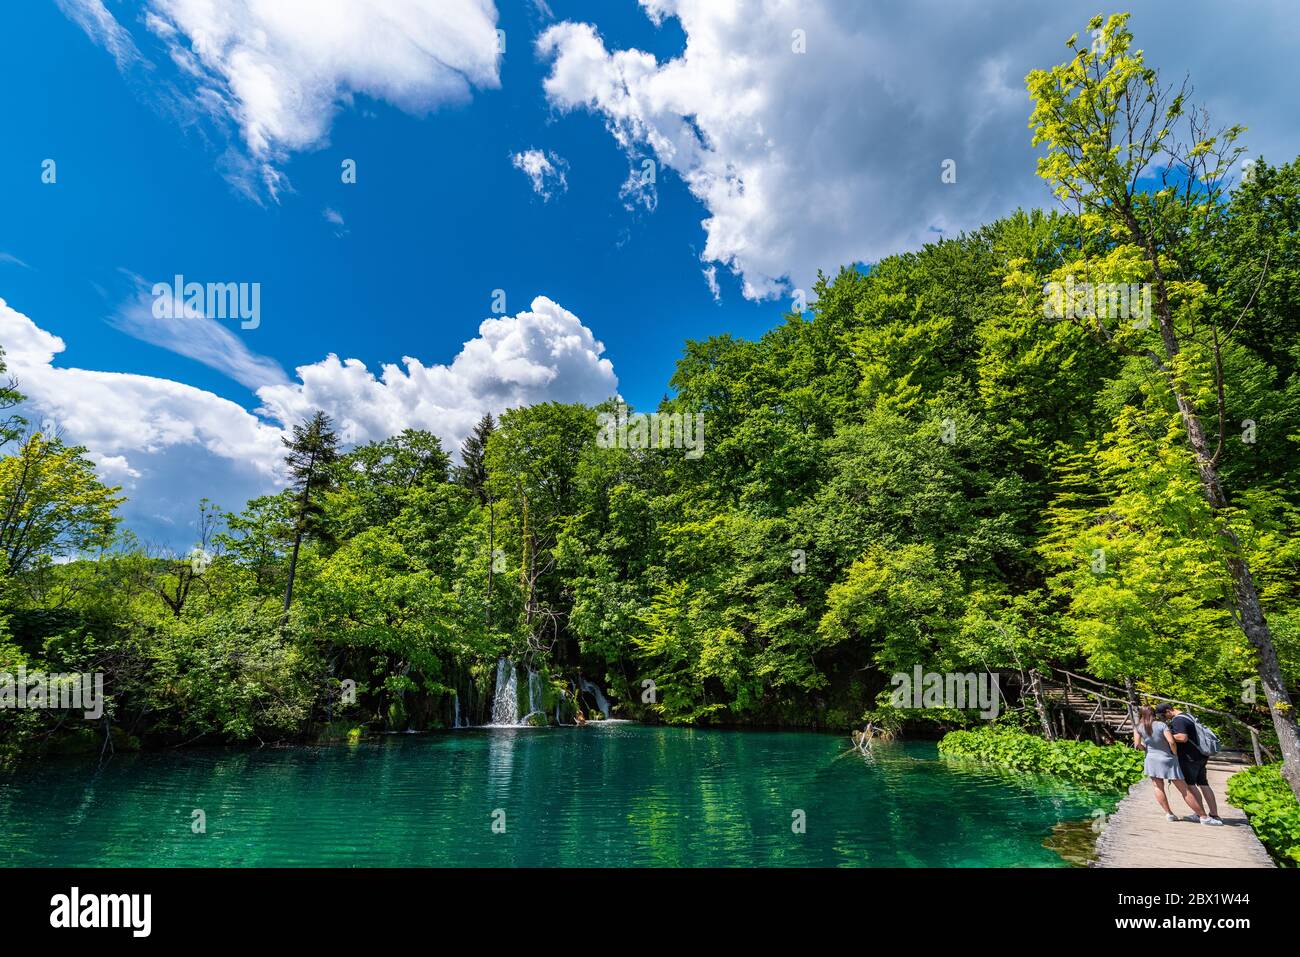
[1225,763,1300,867]
[939,726,1144,792]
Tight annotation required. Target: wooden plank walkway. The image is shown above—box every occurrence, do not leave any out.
[1095,754,1275,868]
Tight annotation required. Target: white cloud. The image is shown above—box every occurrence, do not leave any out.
[0,253,31,270]
[510,148,569,200]
[108,279,290,392]
[1,297,284,481]
[701,264,720,302]
[88,453,142,482]
[322,207,349,237]
[55,0,142,69]
[538,0,1300,302]
[256,295,617,451]
[1,294,616,545]
[60,0,503,198]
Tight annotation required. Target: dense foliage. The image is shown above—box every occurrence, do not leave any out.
[1225,763,1300,866]
[939,727,1144,792]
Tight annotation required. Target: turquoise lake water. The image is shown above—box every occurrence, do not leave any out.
[0,723,1115,866]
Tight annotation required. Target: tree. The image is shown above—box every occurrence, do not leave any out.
[1026,13,1300,796]
[454,415,499,630]
[281,411,340,614]
[486,403,596,657]
[151,500,222,619]
[217,494,295,596]
[1040,406,1252,706]
[0,432,122,575]
[333,429,451,538]
[0,348,26,446]
[456,413,495,504]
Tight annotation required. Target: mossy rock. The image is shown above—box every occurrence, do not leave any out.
[318,720,367,744]
[516,666,532,718]
[541,679,559,714]
[523,711,549,728]
[386,699,407,730]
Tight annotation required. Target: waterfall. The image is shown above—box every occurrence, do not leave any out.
[513,669,548,726]
[580,677,611,719]
[528,670,543,715]
[490,657,519,726]
[452,691,463,729]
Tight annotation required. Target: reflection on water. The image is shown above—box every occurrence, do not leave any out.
[0,725,1116,867]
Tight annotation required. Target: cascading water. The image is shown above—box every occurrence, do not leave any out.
[580,677,611,719]
[528,671,543,715]
[514,670,549,726]
[490,657,519,726]
[452,691,464,729]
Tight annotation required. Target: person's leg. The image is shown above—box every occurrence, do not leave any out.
[1172,780,1205,817]
[1183,755,1219,818]
[1150,778,1173,815]
[1197,783,1219,817]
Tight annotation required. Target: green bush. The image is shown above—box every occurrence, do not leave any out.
[1225,763,1300,867]
[939,726,1144,792]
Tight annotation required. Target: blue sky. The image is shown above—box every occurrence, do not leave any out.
[2,1,1297,550]
[3,2,753,411]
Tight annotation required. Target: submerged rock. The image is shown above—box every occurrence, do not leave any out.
[1043,817,1101,867]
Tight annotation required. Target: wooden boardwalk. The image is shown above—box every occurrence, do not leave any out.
[1094,754,1275,868]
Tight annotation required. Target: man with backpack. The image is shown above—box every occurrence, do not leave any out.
[1154,703,1224,825]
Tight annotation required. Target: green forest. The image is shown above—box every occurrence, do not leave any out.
[1,15,1298,801]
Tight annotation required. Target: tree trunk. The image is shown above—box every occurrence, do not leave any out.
[1124,676,1139,732]
[1029,669,1055,741]
[281,449,317,618]
[282,529,303,615]
[486,499,494,631]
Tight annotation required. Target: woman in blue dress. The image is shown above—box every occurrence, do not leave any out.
[1133,705,1207,822]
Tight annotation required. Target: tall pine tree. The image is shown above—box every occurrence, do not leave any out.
[281,410,340,614]
[456,412,495,505]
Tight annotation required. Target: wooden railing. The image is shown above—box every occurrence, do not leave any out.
[1041,668,1273,765]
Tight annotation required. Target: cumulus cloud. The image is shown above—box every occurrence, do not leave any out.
[60,0,503,197]
[256,295,617,449]
[1,294,616,546]
[1,297,285,480]
[538,0,1300,301]
[510,148,569,200]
